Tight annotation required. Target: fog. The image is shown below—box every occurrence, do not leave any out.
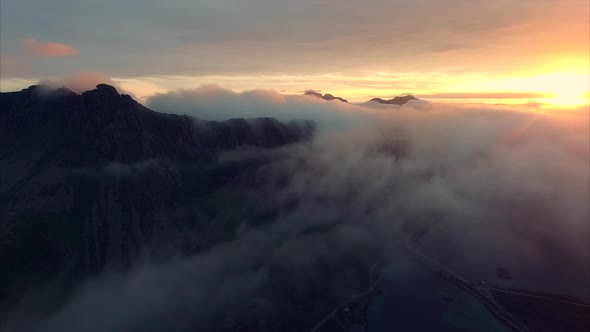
[5,88,589,331]
[147,85,378,129]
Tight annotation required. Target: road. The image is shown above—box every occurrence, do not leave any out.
[308,242,583,332]
[483,287,590,308]
[405,243,532,332]
[309,262,382,332]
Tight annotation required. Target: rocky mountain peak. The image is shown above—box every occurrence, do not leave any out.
[95,83,119,95]
[304,90,348,103]
[81,84,121,101]
[370,95,419,106]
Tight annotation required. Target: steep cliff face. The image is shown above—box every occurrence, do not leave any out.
[0,85,315,297]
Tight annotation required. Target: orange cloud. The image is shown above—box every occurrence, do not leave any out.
[56,71,136,98]
[21,38,78,57]
[60,72,117,92]
[420,92,553,99]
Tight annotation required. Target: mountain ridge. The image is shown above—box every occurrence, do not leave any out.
[1,84,315,164]
[0,84,316,302]
[302,90,420,105]
[304,90,348,103]
[370,95,419,105]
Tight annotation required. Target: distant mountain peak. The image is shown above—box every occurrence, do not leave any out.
[304,90,323,98]
[304,90,348,103]
[27,84,52,91]
[96,83,119,94]
[82,84,120,98]
[369,95,419,105]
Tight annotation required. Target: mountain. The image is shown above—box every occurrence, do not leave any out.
[1,84,315,164]
[0,85,384,332]
[0,84,315,301]
[370,95,419,105]
[0,85,388,332]
[304,90,348,103]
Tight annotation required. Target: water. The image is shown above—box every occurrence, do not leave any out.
[367,253,510,332]
[418,223,590,300]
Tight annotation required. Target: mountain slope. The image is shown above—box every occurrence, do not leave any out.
[0,86,383,332]
[0,84,315,299]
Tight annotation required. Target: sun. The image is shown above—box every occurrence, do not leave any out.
[460,70,590,107]
[528,73,590,107]
[507,73,589,107]
[549,90,588,107]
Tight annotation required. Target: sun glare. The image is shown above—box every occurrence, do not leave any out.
[530,73,590,107]
[457,70,590,107]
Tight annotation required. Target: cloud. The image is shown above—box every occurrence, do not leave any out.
[59,72,119,93]
[7,217,377,332]
[147,88,590,289]
[21,38,78,57]
[39,71,137,99]
[420,92,553,99]
[147,85,376,129]
[3,89,589,331]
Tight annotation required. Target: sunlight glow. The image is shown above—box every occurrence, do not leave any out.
[450,70,590,107]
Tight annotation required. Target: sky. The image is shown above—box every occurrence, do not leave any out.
[0,0,589,105]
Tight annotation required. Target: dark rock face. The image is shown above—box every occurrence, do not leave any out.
[2,86,378,332]
[304,90,348,103]
[370,95,419,105]
[1,85,315,164]
[0,85,315,299]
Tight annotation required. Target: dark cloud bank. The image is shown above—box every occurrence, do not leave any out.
[4,87,589,331]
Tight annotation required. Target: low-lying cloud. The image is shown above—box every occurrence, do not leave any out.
[5,87,589,331]
[143,86,590,297]
[147,85,377,129]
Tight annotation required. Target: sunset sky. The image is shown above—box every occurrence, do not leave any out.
[1,0,588,106]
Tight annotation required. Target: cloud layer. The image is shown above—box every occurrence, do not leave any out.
[143,87,590,298]
[147,85,380,129]
[4,87,589,331]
